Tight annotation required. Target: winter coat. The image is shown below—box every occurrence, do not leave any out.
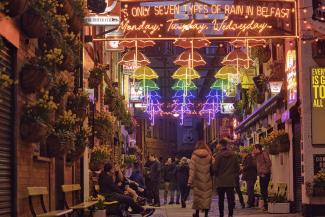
[163,163,176,182]
[254,151,272,176]
[176,162,189,186]
[242,154,257,181]
[188,149,213,210]
[149,160,161,184]
[213,149,240,188]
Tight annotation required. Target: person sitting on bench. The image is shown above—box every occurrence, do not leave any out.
[99,162,155,217]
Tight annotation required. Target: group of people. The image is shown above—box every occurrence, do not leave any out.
[188,139,272,217]
[97,139,272,217]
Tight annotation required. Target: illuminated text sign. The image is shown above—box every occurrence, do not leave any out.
[286,50,297,106]
[312,68,325,108]
[118,0,297,39]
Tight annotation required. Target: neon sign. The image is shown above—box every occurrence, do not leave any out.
[286,50,297,106]
[117,0,297,39]
[312,68,325,108]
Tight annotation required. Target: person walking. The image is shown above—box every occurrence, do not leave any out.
[169,157,180,205]
[253,144,272,211]
[163,158,173,204]
[176,157,190,208]
[241,149,257,208]
[148,154,161,207]
[234,152,245,209]
[188,141,213,217]
[213,139,240,217]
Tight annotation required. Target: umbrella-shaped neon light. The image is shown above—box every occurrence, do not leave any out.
[230,39,267,48]
[174,30,211,49]
[200,89,222,125]
[120,30,155,48]
[133,66,158,80]
[215,65,242,85]
[240,68,256,89]
[222,48,254,69]
[145,91,162,126]
[118,50,151,66]
[172,67,200,80]
[172,80,197,91]
[174,50,206,67]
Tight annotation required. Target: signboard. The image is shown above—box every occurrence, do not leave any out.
[269,81,283,94]
[129,82,143,102]
[85,0,121,25]
[311,67,325,144]
[220,103,235,114]
[286,50,297,106]
[117,0,297,39]
[314,154,325,174]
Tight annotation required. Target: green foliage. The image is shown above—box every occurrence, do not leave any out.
[88,66,106,88]
[314,169,325,187]
[67,91,90,114]
[90,145,111,166]
[269,186,288,203]
[94,112,115,142]
[70,0,86,18]
[239,144,254,154]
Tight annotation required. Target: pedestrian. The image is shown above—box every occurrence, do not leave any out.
[163,158,173,204]
[213,139,240,217]
[253,144,272,211]
[169,157,180,205]
[188,141,213,217]
[234,152,245,209]
[241,149,257,208]
[176,157,190,208]
[144,157,153,204]
[99,162,155,217]
[148,154,161,207]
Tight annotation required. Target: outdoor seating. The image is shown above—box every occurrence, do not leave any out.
[27,187,73,217]
[61,184,98,217]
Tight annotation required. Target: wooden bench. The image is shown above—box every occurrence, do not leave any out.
[61,184,98,217]
[27,187,73,217]
[94,185,119,206]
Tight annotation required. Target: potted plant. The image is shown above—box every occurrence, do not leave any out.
[91,194,106,217]
[20,91,57,143]
[89,145,111,171]
[277,130,290,153]
[260,132,279,155]
[66,90,89,120]
[94,112,114,143]
[66,125,91,163]
[88,66,106,89]
[21,0,59,38]
[21,49,63,93]
[104,85,117,106]
[306,169,325,197]
[124,154,137,165]
[268,186,290,214]
[46,110,77,157]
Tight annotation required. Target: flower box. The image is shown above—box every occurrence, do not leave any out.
[268,202,290,214]
[278,134,290,153]
[46,133,73,158]
[268,141,279,155]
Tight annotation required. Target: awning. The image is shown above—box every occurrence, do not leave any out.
[235,93,284,133]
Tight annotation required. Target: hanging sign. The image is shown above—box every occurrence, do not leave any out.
[269,81,283,94]
[117,0,297,39]
[85,0,121,26]
[220,103,235,114]
[286,50,297,106]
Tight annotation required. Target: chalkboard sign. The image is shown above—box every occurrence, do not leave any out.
[314,154,325,174]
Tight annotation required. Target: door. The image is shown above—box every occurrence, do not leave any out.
[0,38,15,216]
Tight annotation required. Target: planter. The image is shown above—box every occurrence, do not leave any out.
[20,121,48,143]
[58,0,74,17]
[93,210,106,217]
[8,0,29,17]
[21,9,47,38]
[69,15,83,33]
[66,145,86,163]
[38,35,61,50]
[90,161,105,171]
[268,141,279,155]
[278,135,290,153]
[268,202,290,214]
[46,133,73,158]
[20,65,49,94]
[307,183,325,197]
[60,48,75,72]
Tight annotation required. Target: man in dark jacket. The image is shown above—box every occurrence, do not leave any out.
[176,157,190,208]
[241,149,257,208]
[214,139,240,217]
[99,163,155,216]
[148,154,161,207]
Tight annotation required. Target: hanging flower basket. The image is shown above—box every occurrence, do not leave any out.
[20,121,49,143]
[66,145,86,162]
[60,47,75,72]
[8,0,29,17]
[20,65,49,94]
[21,9,47,38]
[46,133,74,158]
[89,160,105,171]
[251,47,271,63]
[66,92,89,120]
[268,141,280,155]
[278,134,290,153]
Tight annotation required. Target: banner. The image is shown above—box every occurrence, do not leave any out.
[118,0,297,39]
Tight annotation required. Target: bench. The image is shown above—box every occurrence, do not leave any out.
[27,187,73,217]
[94,185,119,206]
[62,184,98,217]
